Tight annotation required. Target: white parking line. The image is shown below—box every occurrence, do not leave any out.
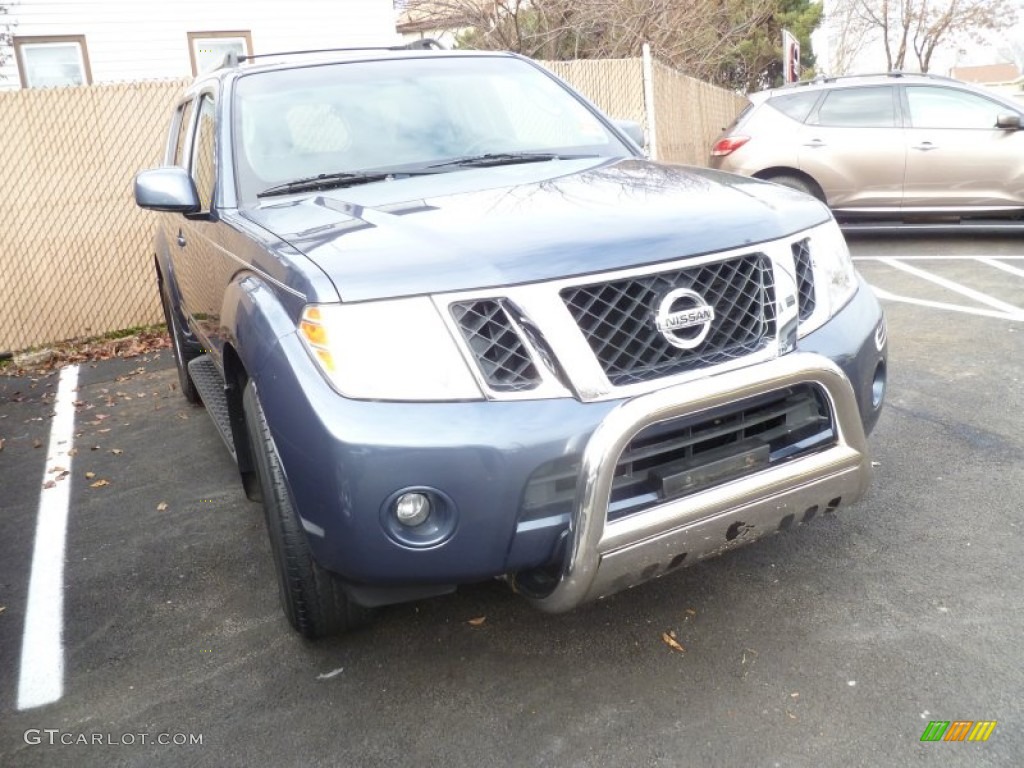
[978,257,1024,280]
[876,257,1023,315]
[871,288,1024,321]
[17,364,79,711]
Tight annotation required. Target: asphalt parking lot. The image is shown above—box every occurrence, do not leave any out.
[1,235,1022,767]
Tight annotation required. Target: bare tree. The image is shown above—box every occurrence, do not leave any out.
[826,0,878,74]
[0,3,12,71]
[834,0,1017,72]
[404,0,817,90]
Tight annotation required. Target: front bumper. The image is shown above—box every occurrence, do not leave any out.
[524,352,869,612]
[253,280,885,597]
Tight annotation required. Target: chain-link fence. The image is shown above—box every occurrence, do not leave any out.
[0,79,187,354]
[0,60,744,354]
[541,57,648,137]
[651,61,748,165]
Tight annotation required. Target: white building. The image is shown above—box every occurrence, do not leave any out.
[0,0,399,90]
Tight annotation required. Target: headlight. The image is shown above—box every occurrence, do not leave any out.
[299,300,483,401]
[797,219,858,338]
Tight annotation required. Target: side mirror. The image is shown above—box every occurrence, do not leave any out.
[135,167,201,213]
[614,119,646,149]
[996,113,1021,130]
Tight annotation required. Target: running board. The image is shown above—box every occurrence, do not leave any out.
[187,355,236,461]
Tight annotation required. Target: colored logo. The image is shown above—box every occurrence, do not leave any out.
[920,720,997,742]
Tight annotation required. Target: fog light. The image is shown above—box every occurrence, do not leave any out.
[395,492,431,527]
[872,361,886,409]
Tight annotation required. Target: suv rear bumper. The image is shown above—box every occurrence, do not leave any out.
[525,352,868,612]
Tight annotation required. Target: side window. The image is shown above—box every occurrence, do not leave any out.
[812,87,895,128]
[906,86,1007,129]
[768,91,821,123]
[190,95,217,212]
[173,100,195,167]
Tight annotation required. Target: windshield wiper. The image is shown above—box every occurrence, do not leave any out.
[427,152,597,169]
[257,169,439,198]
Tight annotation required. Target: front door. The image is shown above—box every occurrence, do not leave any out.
[902,84,1024,211]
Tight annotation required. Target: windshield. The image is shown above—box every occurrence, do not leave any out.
[232,55,631,200]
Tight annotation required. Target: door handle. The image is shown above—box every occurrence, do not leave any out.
[177,230,187,247]
[803,138,825,147]
[912,142,938,151]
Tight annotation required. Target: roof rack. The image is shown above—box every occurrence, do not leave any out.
[216,38,446,70]
[779,70,959,89]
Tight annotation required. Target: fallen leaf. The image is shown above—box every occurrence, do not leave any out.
[467,616,487,627]
[176,412,189,420]
[85,472,96,479]
[90,479,109,488]
[68,448,78,457]
[110,449,123,455]
[790,692,799,699]
[661,631,686,653]
[90,445,100,451]
[43,480,57,489]
[685,608,697,616]
[97,428,111,433]
[0,605,5,614]
[156,502,169,512]
[787,711,798,721]
[49,465,67,474]
[33,438,42,448]
[0,438,4,451]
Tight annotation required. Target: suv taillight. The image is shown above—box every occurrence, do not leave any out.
[711,136,750,157]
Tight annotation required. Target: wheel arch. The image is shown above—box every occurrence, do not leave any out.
[752,167,827,203]
[219,273,303,501]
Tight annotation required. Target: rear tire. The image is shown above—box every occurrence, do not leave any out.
[764,174,825,203]
[158,272,201,405]
[243,380,372,638]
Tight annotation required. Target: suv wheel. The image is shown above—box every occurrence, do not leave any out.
[158,274,201,404]
[764,174,825,203]
[243,380,373,638]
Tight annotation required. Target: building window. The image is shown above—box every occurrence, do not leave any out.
[188,31,252,76]
[14,35,92,88]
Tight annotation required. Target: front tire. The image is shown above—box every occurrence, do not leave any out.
[763,173,826,203]
[242,380,371,638]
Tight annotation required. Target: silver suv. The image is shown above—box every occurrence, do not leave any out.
[710,72,1024,221]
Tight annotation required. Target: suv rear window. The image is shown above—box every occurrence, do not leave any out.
[768,91,821,122]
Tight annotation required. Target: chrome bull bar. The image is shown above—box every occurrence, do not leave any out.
[527,352,871,613]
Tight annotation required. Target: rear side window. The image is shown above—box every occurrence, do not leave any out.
[191,95,217,212]
[768,91,821,122]
[812,87,896,128]
[172,99,195,167]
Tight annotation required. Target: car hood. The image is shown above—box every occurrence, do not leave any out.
[240,157,831,302]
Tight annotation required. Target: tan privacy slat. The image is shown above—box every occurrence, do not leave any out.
[651,62,747,166]
[0,62,743,354]
[0,79,188,353]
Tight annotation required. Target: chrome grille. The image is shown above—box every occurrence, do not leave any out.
[561,254,776,386]
[451,300,541,391]
[792,239,816,321]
